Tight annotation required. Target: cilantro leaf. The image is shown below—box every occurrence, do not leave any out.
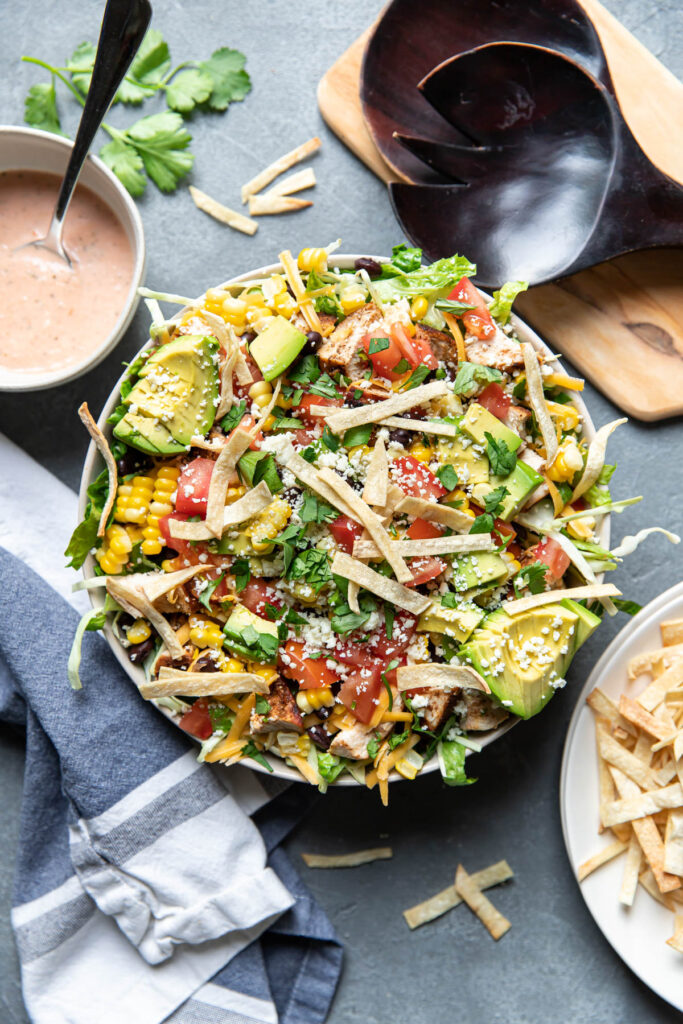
[384,602,395,640]
[405,365,431,390]
[483,485,509,517]
[436,465,459,491]
[321,425,340,452]
[198,572,226,611]
[331,607,370,634]
[485,432,517,477]
[288,548,331,592]
[220,399,247,433]
[255,695,271,715]
[209,705,233,731]
[241,740,273,772]
[613,598,642,616]
[238,451,282,493]
[166,68,213,113]
[116,29,171,103]
[368,337,390,355]
[513,561,547,597]
[343,424,372,448]
[198,47,252,111]
[24,81,63,135]
[84,609,107,632]
[441,592,458,609]
[65,41,97,95]
[392,357,411,374]
[366,735,381,759]
[452,362,503,397]
[122,111,193,193]
[231,557,250,592]
[300,493,338,524]
[99,138,147,197]
[435,298,476,316]
[309,373,341,399]
[469,513,495,534]
[64,467,112,569]
[289,354,321,384]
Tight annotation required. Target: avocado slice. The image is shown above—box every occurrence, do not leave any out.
[460,600,600,719]
[223,604,279,663]
[114,335,219,454]
[471,460,544,521]
[417,599,484,643]
[460,403,522,452]
[451,551,509,592]
[436,435,490,487]
[250,315,306,382]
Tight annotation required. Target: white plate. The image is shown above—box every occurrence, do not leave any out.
[560,581,683,1012]
[79,254,607,785]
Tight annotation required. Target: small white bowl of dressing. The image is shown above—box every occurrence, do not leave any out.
[0,125,146,391]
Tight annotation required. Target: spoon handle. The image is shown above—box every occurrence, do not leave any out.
[53,0,152,228]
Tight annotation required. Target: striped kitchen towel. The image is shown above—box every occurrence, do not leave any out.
[0,434,342,1024]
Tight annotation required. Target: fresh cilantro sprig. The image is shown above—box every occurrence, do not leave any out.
[22,30,251,197]
[512,561,547,598]
[485,432,517,477]
[198,572,226,611]
[436,465,459,491]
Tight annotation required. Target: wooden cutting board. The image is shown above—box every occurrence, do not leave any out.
[318,3,683,421]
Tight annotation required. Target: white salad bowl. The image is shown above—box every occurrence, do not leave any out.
[78,256,608,786]
[0,125,146,392]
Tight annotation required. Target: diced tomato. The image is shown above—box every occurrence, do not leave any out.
[295,393,344,426]
[159,512,194,557]
[391,323,438,371]
[280,641,339,690]
[339,662,383,724]
[234,354,263,399]
[392,455,447,499]
[367,611,416,661]
[406,555,447,587]
[328,514,363,554]
[493,518,516,540]
[526,537,571,584]
[448,276,496,340]
[175,458,215,516]
[477,382,512,421]
[178,698,213,740]
[406,518,444,540]
[361,331,404,379]
[290,427,320,448]
[382,655,406,689]
[240,579,283,617]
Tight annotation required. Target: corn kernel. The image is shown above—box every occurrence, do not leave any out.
[273,292,297,318]
[296,686,335,714]
[297,247,327,274]
[546,400,580,433]
[248,663,279,684]
[248,498,292,553]
[410,295,429,320]
[161,558,177,573]
[221,296,247,325]
[547,436,584,483]
[408,442,432,464]
[243,289,267,309]
[189,615,225,650]
[567,516,596,541]
[340,287,366,314]
[225,485,247,505]
[224,657,246,673]
[126,618,151,644]
[395,757,420,780]
[248,380,273,400]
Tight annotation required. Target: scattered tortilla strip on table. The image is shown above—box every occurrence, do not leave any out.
[301,847,392,869]
[577,840,627,882]
[521,343,558,466]
[362,435,388,507]
[403,859,514,929]
[352,534,495,560]
[330,552,430,615]
[266,166,316,197]
[396,495,476,534]
[189,185,258,235]
[661,619,683,647]
[78,403,117,538]
[454,864,511,940]
[142,670,270,700]
[248,194,313,216]
[169,480,273,540]
[571,417,627,503]
[324,380,448,434]
[380,416,457,437]
[504,583,621,617]
[241,137,321,203]
[318,467,412,583]
[397,663,490,693]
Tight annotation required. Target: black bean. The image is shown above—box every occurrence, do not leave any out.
[242,330,257,345]
[388,428,413,448]
[301,330,322,357]
[307,725,332,750]
[116,451,151,477]
[118,612,135,631]
[194,652,221,672]
[354,257,382,278]
[128,638,155,664]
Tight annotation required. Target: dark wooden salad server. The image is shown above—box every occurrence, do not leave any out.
[390,42,683,286]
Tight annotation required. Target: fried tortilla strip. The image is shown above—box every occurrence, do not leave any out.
[618,696,672,740]
[577,840,627,882]
[325,381,448,434]
[665,809,683,875]
[301,847,392,869]
[609,767,681,893]
[352,534,495,560]
[586,687,637,737]
[78,402,118,538]
[455,864,511,940]
[403,860,514,930]
[204,428,254,536]
[397,663,490,694]
[189,185,258,235]
[619,834,642,906]
[571,417,627,503]
[248,194,313,215]
[241,137,321,203]
[521,342,558,466]
[280,449,356,520]
[597,725,661,790]
[505,584,620,617]
[602,783,683,826]
[628,642,683,680]
[396,495,475,534]
[661,619,683,647]
[362,434,388,507]
[639,868,677,911]
[267,166,316,197]
[278,248,321,335]
[666,915,683,954]
[380,416,457,437]
[595,718,616,833]
[637,658,683,712]
[330,552,430,615]
[169,480,272,540]
[142,669,269,700]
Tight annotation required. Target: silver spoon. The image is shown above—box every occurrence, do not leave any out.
[23,0,151,267]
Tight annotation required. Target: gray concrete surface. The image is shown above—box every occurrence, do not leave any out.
[1,1,682,1021]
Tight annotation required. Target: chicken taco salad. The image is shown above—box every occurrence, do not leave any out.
[68,242,677,802]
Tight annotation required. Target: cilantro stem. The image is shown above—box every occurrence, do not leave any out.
[159,60,193,86]
[22,55,121,144]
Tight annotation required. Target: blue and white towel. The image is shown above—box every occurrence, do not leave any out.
[0,433,342,1024]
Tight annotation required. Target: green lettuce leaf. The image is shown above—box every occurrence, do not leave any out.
[488,280,528,324]
[375,253,476,303]
[437,739,476,786]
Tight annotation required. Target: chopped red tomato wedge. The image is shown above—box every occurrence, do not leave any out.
[295,393,344,426]
[406,555,447,587]
[175,458,215,516]
[280,641,339,690]
[339,662,383,724]
[392,323,438,371]
[240,579,283,617]
[526,537,571,584]
[448,277,496,340]
[362,331,404,379]
[477,382,512,421]
[178,698,213,741]
[406,517,444,540]
[328,514,363,554]
[290,427,320,448]
[367,611,416,661]
[392,455,447,499]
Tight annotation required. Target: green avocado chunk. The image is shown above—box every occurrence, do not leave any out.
[436,434,490,487]
[451,551,509,592]
[417,599,484,643]
[223,604,279,663]
[114,335,219,454]
[249,315,306,382]
[472,460,544,521]
[460,402,522,452]
[460,598,601,719]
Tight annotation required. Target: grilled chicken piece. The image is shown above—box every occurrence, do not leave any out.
[250,677,304,735]
[328,720,392,760]
[465,330,525,373]
[317,302,383,377]
[414,324,457,365]
[460,690,510,732]
[420,689,459,732]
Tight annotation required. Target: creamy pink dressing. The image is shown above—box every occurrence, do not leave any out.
[0,170,134,374]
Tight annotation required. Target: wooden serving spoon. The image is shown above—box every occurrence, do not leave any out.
[390,42,683,287]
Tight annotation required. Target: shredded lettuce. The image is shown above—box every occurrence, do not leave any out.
[611,527,680,559]
[374,253,476,303]
[137,286,195,306]
[584,463,617,508]
[488,280,528,324]
[437,739,476,786]
[317,751,347,791]
[67,606,108,689]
